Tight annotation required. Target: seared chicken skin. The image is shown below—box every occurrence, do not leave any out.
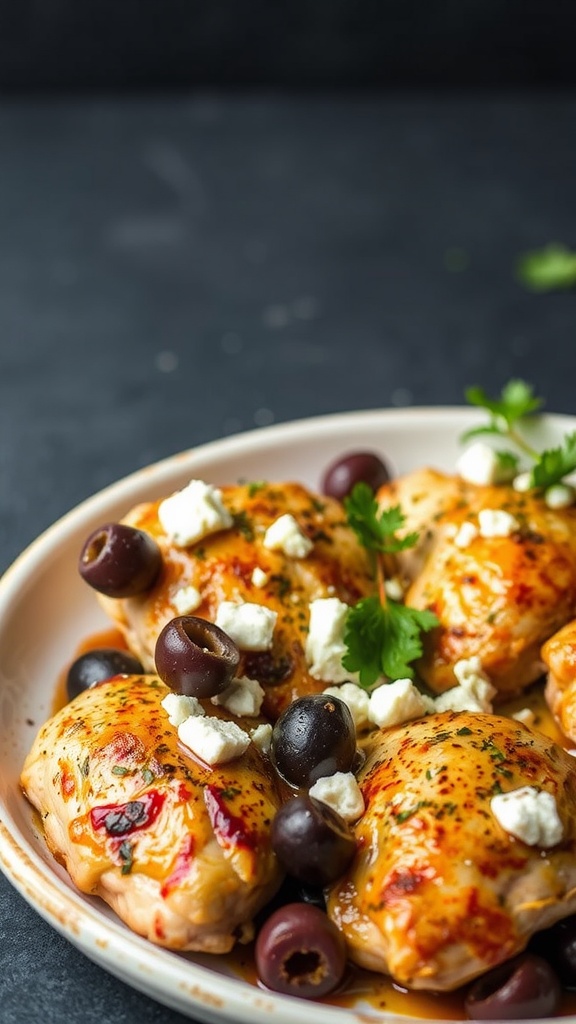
[97,481,374,720]
[21,675,283,952]
[377,468,576,698]
[543,618,576,743]
[327,710,576,992]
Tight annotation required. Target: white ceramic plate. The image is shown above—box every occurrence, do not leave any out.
[2,406,576,1024]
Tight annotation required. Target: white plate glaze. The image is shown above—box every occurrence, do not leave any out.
[2,406,576,1024]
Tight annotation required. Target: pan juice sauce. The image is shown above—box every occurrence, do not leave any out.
[56,633,576,1020]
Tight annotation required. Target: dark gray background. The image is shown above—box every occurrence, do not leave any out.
[2,6,576,1022]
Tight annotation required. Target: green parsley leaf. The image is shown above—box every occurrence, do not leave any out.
[530,432,576,489]
[464,380,542,434]
[516,243,576,292]
[344,483,419,555]
[343,596,438,687]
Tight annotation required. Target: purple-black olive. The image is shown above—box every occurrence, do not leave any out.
[154,615,240,698]
[465,953,561,1020]
[271,795,356,887]
[255,902,347,998]
[530,915,576,989]
[271,694,356,788]
[66,648,144,701]
[321,451,390,501]
[79,522,162,598]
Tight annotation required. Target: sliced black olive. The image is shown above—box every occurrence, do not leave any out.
[255,902,346,998]
[79,522,162,598]
[154,615,240,698]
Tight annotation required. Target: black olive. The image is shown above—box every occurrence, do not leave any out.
[271,694,356,788]
[154,615,240,698]
[271,794,356,887]
[465,953,561,1020]
[255,902,346,998]
[530,914,576,989]
[79,522,162,598]
[320,451,390,501]
[66,648,144,701]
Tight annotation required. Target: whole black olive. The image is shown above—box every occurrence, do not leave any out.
[79,522,162,598]
[271,694,356,788]
[530,914,576,989]
[66,648,144,701]
[465,953,561,1020]
[321,451,390,501]
[255,902,346,998]
[154,615,240,698]
[271,794,356,886]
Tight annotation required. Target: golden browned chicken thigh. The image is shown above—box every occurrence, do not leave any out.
[542,618,576,743]
[96,480,374,720]
[327,710,576,992]
[377,468,576,698]
[21,675,283,952]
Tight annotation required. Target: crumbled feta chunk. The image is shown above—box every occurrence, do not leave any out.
[251,566,269,588]
[161,692,205,726]
[215,600,277,650]
[305,597,352,683]
[263,513,313,558]
[478,508,519,538]
[384,577,404,601]
[250,722,273,755]
[368,678,430,729]
[323,682,370,732]
[158,479,232,547]
[178,714,250,765]
[456,442,512,486]
[434,656,496,714]
[513,471,532,493]
[545,483,575,510]
[211,675,265,717]
[490,786,563,847]
[453,520,479,549]
[512,707,536,727]
[172,584,202,615]
[309,771,365,822]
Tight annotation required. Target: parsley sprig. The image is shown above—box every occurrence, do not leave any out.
[463,379,576,491]
[342,483,438,688]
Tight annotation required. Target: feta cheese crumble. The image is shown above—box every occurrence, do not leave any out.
[263,513,313,559]
[490,786,563,847]
[251,566,269,588]
[309,771,365,822]
[478,508,519,538]
[545,483,575,510]
[211,675,265,717]
[384,577,404,602]
[215,600,277,650]
[323,682,370,731]
[368,678,431,729]
[178,714,250,765]
[161,692,205,726]
[434,656,496,714]
[250,722,273,755]
[456,442,513,486]
[172,584,202,615]
[305,597,352,683]
[453,521,479,549]
[158,479,233,547]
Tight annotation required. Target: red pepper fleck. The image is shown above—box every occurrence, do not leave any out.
[160,834,195,898]
[90,789,165,837]
[204,784,256,852]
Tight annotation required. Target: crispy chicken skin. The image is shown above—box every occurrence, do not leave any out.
[97,481,374,720]
[21,675,283,952]
[327,710,576,992]
[543,618,576,743]
[377,468,576,698]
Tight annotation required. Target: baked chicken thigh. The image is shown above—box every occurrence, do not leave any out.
[95,480,374,720]
[377,468,576,698]
[21,674,283,952]
[327,710,576,991]
[543,617,576,744]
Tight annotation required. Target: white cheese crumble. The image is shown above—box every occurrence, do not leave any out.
[368,677,430,729]
[161,692,205,726]
[453,520,479,549]
[384,577,404,601]
[309,771,365,822]
[158,479,233,547]
[434,656,496,714]
[263,513,313,558]
[211,675,265,717]
[513,471,532,493]
[456,442,512,486]
[172,584,202,615]
[251,566,269,588]
[215,600,277,650]
[545,483,575,509]
[478,508,520,538]
[250,722,273,755]
[323,682,370,732]
[178,714,250,765]
[490,786,563,847]
[512,707,536,727]
[305,597,353,683]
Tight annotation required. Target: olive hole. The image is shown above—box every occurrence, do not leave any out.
[84,532,107,563]
[282,950,325,985]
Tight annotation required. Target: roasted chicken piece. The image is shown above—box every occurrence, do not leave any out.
[21,674,283,952]
[327,710,576,992]
[96,480,374,720]
[377,467,576,698]
[543,618,576,743]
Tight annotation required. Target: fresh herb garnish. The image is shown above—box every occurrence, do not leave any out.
[463,379,576,491]
[342,483,438,688]
[516,243,576,292]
